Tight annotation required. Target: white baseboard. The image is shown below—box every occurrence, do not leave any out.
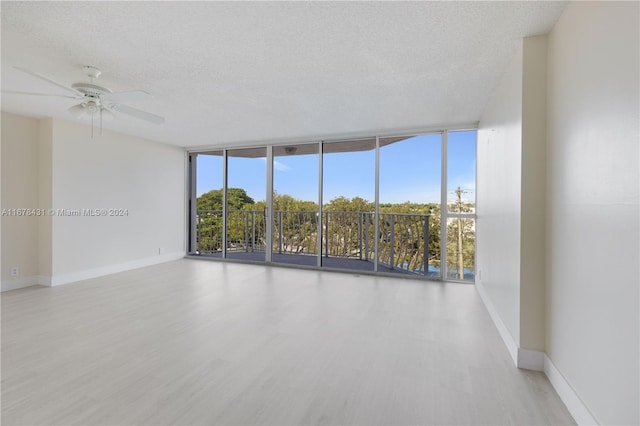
[37,275,51,286]
[475,282,545,372]
[48,252,184,287]
[475,281,519,366]
[1,275,48,292]
[475,283,597,424]
[517,348,544,371]
[544,355,598,425]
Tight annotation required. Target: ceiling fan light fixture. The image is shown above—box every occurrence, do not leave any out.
[68,103,90,119]
[84,100,99,115]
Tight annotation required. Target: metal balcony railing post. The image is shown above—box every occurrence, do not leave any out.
[325,212,329,258]
[358,212,363,260]
[251,211,256,252]
[240,211,246,252]
[214,213,218,252]
[206,213,210,253]
[344,212,348,257]
[364,213,369,261]
[278,211,283,254]
[202,214,208,252]
[340,212,344,256]
[390,214,395,269]
[297,212,303,253]
[211,211,216,251]
[196,213,201,253]
[423,215,429,276]
[209,214,213,252]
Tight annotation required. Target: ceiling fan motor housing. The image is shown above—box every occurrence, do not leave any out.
[71,82,112,97]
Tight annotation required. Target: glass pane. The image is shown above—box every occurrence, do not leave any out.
[194,151,223,256]
[322,139,375,272]
[378,134,441,278]
[446,217,475,281]
[447,130,476,213]
[272,144,319,267]
[226,147,266,261]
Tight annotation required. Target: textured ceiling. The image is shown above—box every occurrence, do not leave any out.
[1,1,567,148]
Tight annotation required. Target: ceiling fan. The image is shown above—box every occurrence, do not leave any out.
[3,65,165,137]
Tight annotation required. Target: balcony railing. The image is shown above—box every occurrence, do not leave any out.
[195,210,432,275]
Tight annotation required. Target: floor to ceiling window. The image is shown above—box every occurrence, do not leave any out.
[445,130,477,281]
[190,151,223,256]
[225,147,267,262]
[322,138,376,272]
[378,134,441,277]
[271,144,320,267]
[188,129,476,281]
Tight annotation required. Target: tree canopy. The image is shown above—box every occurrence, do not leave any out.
[197,188,254,211]
[324,196,373,212]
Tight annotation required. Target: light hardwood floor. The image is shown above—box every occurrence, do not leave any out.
[1,259,574,425]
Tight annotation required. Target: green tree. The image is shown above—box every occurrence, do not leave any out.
[324,196,373,212]
[321,196,375,258]
[267,193,319,254]
[377,202,440,272]
[197,188,254,211]
[196,188,256,253]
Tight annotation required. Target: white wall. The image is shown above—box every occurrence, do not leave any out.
[546,2,639,424]
[520,36,547,353]
[476,35,550,370]
[477,6,639,419]
[476,43,523,351]
[0,112,40,290]
[49,119,186,283]
[1,114,187,289]
[38,119,53,278]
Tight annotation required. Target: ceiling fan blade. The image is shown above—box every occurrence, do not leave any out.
[14,66,83,96]
[109,103,165,124]
[102,90,150,102]
[2,90,79,99]
[101,107,115,122]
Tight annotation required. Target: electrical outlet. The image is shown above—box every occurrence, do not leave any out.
[10,267,19,277]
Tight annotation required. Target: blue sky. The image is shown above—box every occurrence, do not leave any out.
[196,130,476,205]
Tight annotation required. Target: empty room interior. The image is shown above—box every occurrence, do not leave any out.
[1,1,638,425]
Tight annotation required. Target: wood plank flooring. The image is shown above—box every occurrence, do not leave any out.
[1,259,574,425]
